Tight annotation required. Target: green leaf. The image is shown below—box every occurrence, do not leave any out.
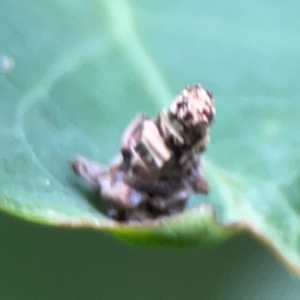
[1,0,300,274]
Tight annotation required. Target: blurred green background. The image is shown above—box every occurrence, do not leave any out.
[1,0,300,299]
[0,212,299,299]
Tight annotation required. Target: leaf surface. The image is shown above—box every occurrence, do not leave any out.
[0,0,300,273]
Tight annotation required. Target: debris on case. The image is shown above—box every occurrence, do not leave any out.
[72,84,215,222]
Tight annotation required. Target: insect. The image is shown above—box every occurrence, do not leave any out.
[71,84,215,222]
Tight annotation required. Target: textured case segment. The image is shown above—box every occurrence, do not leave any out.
[72,85,215,222]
